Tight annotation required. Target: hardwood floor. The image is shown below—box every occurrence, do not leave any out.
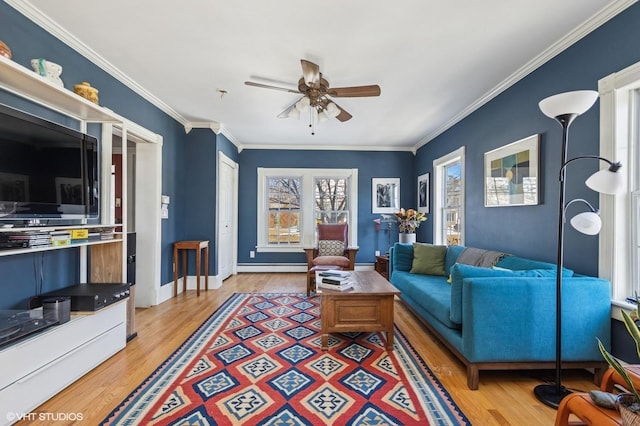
[23,273,596,425]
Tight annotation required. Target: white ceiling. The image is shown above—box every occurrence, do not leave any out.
[12,0,633,151]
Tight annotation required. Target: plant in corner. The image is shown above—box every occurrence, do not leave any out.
[394,208,426,234]
[598,308,640,421]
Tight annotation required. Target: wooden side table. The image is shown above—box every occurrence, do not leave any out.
[173,240,209,296]
[375,254,389,279]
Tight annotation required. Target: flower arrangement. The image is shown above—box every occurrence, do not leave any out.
[394,208,427,233]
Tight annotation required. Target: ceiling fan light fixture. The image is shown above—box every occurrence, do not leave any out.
[318,110,330,123]
[295,96,310,112]
[326,102,340,118]
[287,107,300,119]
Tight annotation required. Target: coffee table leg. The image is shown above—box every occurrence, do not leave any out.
[321,334,328,351]
[386,330,394,351]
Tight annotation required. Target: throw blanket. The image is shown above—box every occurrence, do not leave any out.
[456,247,509,268]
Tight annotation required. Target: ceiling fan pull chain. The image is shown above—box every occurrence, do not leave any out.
[310,108,315,135]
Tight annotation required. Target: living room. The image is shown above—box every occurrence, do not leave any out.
[2,1,640,424]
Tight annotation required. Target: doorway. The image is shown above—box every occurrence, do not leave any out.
[107,123,162,307]
[217,152,238,282]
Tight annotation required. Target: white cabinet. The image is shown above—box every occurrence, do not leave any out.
[0,302,126,425]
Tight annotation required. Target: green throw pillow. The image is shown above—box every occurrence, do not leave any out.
[410,243,447,276]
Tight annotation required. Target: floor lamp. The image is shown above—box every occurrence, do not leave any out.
[533,90,624,409]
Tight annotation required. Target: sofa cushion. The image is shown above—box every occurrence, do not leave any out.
[392,270,458,329]
[497,255,574,276]
[444,245,466,276]
[449,263,563,324]
[410,243,447,276]
[392,243,414,272]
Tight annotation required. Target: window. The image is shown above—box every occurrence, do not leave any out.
[257,168,358,252]
[433,147,465,246]
[598,60,640,304]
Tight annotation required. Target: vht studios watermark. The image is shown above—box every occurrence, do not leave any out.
[6,411,84,422]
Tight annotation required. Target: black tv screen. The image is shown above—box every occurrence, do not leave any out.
[0,104,99,223]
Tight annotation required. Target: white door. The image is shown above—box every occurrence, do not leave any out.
[217,152,238,281]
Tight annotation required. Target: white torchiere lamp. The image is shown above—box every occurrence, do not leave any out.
[533,90,624,408]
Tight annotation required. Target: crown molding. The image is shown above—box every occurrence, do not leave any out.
[413,0,638,151]
[6,0,191,128]
[242,143,415,153]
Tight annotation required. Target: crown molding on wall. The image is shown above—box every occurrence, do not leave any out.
[413,0,638,152]
[244,143,416,153]
[6,0,192,127]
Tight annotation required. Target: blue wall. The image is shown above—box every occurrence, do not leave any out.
[237,149,414,264]
[415,2,640,277]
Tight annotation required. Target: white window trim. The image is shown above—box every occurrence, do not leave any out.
[433,147,465,246]
[256,167,358,252]
[598,60,640,305]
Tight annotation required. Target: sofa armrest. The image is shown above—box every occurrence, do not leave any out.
[460,276,611,363]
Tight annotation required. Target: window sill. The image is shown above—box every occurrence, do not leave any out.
[256,245,305,253]
[612,299,636,321]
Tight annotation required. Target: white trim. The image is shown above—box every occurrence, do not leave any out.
[414,0,638,150]
[598,60,640,302]
[433,147,465,246]
[245,144,416,153]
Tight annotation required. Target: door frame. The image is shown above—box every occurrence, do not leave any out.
[216,151,239,284]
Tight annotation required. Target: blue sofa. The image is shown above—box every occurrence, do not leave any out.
[389,243,611,389]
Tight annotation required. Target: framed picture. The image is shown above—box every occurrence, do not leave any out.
[484,134,539,207]
[372,178,400,213]
[417,173,429,213]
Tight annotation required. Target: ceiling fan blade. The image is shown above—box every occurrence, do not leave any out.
[333,103,353,122]
[244,81,300,94]
[300,59,320,87]
[327,85,381,97]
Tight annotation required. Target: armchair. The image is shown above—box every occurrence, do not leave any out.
[303,223,358,295]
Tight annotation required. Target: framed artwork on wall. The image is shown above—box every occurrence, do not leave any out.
[417,173,429,213]
[372,177,400,213]
[484,134,539,207]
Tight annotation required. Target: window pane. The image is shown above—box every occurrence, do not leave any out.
[444,161,462,244]
[314,178,349,224]
[267,177,301,244]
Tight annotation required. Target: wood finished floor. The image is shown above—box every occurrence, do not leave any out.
[22,273,596,425]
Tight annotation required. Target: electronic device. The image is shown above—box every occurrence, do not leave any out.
[0,103,99,224]
[37,283,129,312]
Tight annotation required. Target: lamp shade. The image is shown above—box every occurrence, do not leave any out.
[585,168,625,195]
[539,90,598,119]
[569,211,602,235]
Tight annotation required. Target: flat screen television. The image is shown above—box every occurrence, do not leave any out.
[0,103,99,224]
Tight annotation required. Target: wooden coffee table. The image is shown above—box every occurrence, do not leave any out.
[319,271,400,351]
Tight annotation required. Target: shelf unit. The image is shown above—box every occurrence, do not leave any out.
[0,55,131,419]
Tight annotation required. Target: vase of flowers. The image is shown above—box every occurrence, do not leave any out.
[395,208,426,243]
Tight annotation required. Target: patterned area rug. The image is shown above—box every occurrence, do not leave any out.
[102,293,469,425]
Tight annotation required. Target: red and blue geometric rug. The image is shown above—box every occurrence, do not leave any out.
[102,293,470,425]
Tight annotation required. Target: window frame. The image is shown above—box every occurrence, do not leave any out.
[598,60,640,306]
[256,167,358,252]
[433,147,465,246]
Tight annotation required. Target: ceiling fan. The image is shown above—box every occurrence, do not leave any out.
[244,59,381,132]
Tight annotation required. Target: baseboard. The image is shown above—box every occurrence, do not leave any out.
[237,264,375,273]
